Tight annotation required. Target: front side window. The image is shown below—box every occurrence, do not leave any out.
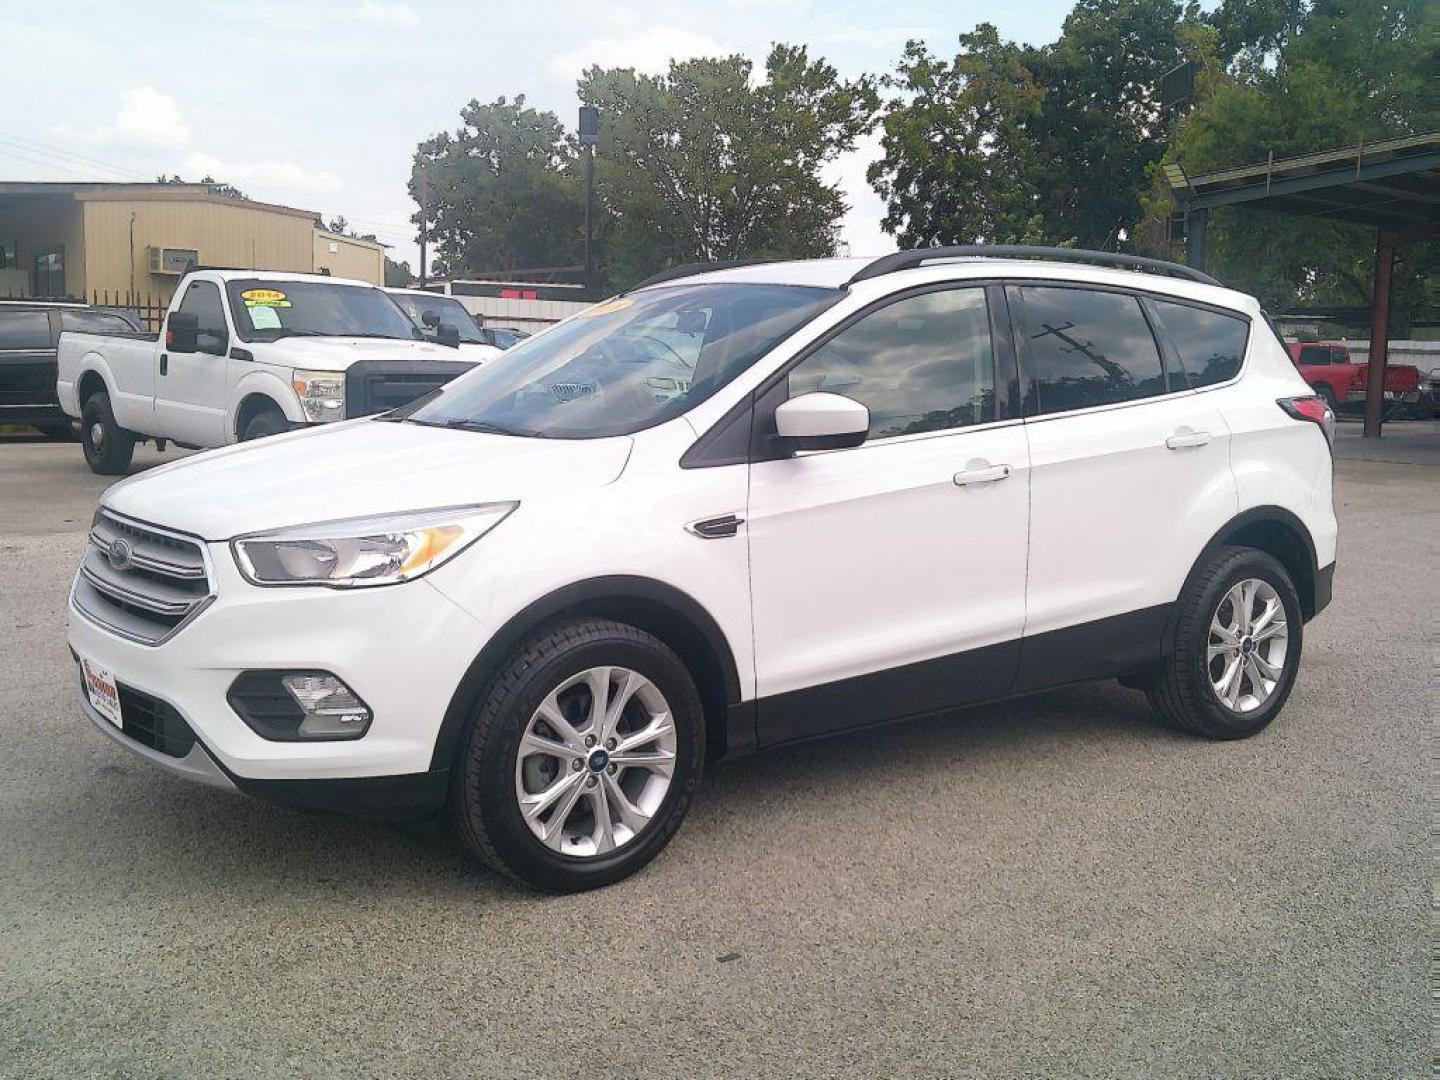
[224,279,422,343]
[1298,345,1330,365]
[0,310,50,349]
[1151,300,1249,389]
[396,283,839,439]
[1013,286,1168,415]
[786,287,995,441]
[175,281,229,356]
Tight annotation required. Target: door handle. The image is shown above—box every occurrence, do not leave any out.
[1165,430,1211,450]
[953,464,1011,486]
[159,353,168,376]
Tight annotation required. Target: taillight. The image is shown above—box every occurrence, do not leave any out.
[1278,395,1335,449]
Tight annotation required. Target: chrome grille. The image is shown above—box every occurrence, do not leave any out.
[72,510,214,645]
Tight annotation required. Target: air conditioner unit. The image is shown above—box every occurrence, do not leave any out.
[148,246,199,275]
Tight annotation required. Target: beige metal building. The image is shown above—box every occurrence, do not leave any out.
[0,182,385,308]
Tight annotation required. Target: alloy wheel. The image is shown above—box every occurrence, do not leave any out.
[514,666,677,857]
[1207,577,1289,713]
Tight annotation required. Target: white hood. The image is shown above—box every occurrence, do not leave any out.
[258,336,470,371]
[103,419,633,540]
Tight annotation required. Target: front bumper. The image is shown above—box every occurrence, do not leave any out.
[67,543,490,789]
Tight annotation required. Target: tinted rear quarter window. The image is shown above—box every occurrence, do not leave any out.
[1151,300,1250,388]
[61,310,135,334]
[0,311,51,349]
[1012,286,1167,415]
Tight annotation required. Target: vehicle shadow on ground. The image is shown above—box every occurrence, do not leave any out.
[67,678,1181,899]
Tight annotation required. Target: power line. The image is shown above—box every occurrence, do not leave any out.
[0,129,153,181]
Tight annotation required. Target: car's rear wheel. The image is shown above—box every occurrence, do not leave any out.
[35,420,75,441]
[1145,546,1303,739]
[80,391,136,475]
[452,618,704,892]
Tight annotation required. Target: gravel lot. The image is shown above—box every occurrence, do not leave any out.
[0,429,1432,1079]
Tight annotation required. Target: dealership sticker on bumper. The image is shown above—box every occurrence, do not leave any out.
[81,658,122,729]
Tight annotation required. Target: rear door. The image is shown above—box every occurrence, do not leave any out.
[746,283,1031,744]
[1009,282,1237,691]
[153,280,231,445]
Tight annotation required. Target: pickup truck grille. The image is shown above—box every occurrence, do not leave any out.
[72,511,213,645]
[344,358,475,417]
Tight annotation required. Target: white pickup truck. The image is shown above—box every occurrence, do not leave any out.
[57,269,483,474]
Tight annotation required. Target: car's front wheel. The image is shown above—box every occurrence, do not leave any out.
[452,618,705,892]
[1145,546,1303,739]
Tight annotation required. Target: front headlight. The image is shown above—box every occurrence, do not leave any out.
[292,369,346,422]
[232,503,517,588]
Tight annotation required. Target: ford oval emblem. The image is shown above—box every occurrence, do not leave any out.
[108,537,133,572]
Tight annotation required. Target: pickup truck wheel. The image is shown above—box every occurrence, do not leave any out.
[1144,546,1303,740]
[80,392,136,475]
[1314,385,1338,411]
[240,408,289,442]
[452,618,705,892]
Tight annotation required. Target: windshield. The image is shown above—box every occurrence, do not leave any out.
[393,283,839,438]
[225,279,422,342]
[390,292,485,344]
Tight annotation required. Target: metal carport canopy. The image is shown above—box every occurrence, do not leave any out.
[1168,132,1440,438]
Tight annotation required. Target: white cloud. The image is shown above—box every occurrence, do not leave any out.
[353,1,419,29]
[182,151,342,195]
[53,86,190,148]
[545,26,731,81]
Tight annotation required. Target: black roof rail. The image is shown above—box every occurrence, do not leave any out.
[631,259,770,291]
[848,245,1222,288]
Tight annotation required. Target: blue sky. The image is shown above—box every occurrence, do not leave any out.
[4,0,1088,269]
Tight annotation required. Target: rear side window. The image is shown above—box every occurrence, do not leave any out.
[786,287,995,440]
[0,310,51,349]
[1011,286,1167,415]
[1151,301,1250,389]
[61,310,134,335]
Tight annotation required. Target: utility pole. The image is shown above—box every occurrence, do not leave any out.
[579,105,599,297]
[418,165,429,288]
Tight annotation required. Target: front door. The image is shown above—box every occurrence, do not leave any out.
[746,284,1031,745]
[153,279,230,446]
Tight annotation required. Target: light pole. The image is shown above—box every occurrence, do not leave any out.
[578,105,599,297]
[417,164,429,288]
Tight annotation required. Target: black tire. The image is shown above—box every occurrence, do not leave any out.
[80,391,136,475]
[35,420,75,440]
[1314,384,1338,412]
[452,618,705,892]
[240,408,289,442]
[1145,545,1303,739]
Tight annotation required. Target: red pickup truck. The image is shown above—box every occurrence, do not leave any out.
[1286,340,1421,411]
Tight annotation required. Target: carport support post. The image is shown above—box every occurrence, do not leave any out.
[1185,207,1208,271]
[1362,229,1395,439]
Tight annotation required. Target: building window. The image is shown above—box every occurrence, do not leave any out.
[33,248,64,297]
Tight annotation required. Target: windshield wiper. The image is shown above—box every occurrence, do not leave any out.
[443,419,544,437]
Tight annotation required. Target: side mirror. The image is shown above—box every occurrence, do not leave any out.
[436,321,461,348]
[774,391,869,452]
[166,311,198,353]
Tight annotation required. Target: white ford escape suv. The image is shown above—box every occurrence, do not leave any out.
[69,247,1337,892]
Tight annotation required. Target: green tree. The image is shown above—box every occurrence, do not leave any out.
[1148,0,1435,322]
[410,96,584,279]
[870,2,1193,251]
[579,45,878,289]
[868,26,1046,246]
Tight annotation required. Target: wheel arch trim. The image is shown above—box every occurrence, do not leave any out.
[1196,505,1324,618]
[428,575,745,772]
